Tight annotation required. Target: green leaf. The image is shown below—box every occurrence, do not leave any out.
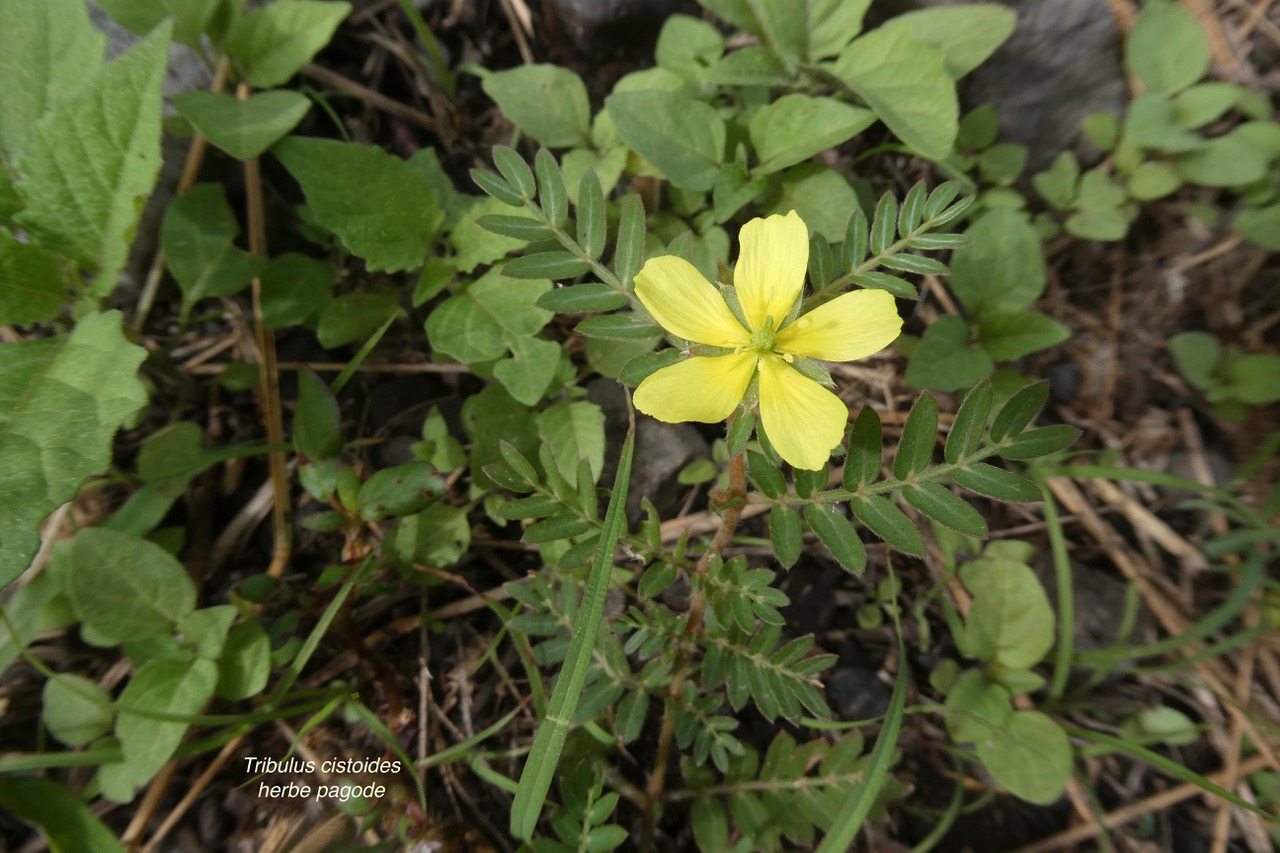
[315,291,401,349]
[843,405,882,489]
[0,312,148,588]
[765,163,859,241]
[0,777,127,853]
[43,674,114,746]
[1167,331,1222,390]
[215,620,271,700]
[109,657,217,799]
[273,136,442,272]
[748,450,787,498]
[494,335,561,405]
[976,710,1072,804]
[904,483,987,537]
[294,367,341,459]
[482,64,591,148]
[1176,130,1271,187]
[1235,203,1280,251]
[62,527,197,644]
[260,253,333,329]
[577,313,663,341]
[905,315,994,392]
[655,14,725,77]
[990,380,1048,441]
[1032,152,1080,209]
[1172,82,1240,129]
[804,504,866,573]
[944,668,1012,742]
[0,230,71,325]
[174,90,310,160]
[961,553,1053,667]
[492,145,536,198]
[510,423,634,840]
[607,90,725,191]
[356,461,445,520]
[537,284,628,313]
[538,402,606,484]
[425,269,551,363]
[1125,0,1209,95]
[504,251,591,280]
[830,25,957,160]
[950,210,1046,316]
[95,0,221,45]
[1127,161,1182,201]
[162,183,269,317]
[883,4,1016,78]
[226,0,351,88]
[946,378,992,464]
[577,170,607,260]
[177,605,236,660]
[15,22,169,297]
[977,311,1070,361]
[750,95,874,175]
[999,424,1079,460]
[0,0,104,163]
[893,392,938,478]
[952,462,1039,502]
[614,194,646,288]
[1228,354,1280,405]
[850,496,924,556]
[769,505,803,569]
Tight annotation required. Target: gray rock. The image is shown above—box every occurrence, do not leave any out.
[827,665,893,721]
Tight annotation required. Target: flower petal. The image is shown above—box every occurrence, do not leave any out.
[735,210,808,330]
[776,288,902,362]
[634,353,757,424]
[635,256,750,348]
[758,356,848,470]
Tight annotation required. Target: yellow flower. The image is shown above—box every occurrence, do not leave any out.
[633,210,902,470]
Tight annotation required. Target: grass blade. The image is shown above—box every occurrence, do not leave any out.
[509,405,635,840]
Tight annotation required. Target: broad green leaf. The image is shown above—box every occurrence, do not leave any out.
[944,669,1011,742]
[162,183,268,318]
[0,571,74,673]
[0,777,127,853]
[357,461,445,521]
[107,657,217,799]
[95,0,221,45]
[451,196,533,273]
[607,90,725,191]
[537,401,605,484]
[226,0,351,88]
[1167,331,1221,390]
[976,710,1072,804]
[315,291,402,348]
[215,620,271,700]
[0,311,147,588]
[426,269,552,363]
[1031,151,1080,210]
[481,64,591,148]
[463,384,540,491]
[905,315,993,392]
[1127,161,1182,201]
[950,209,1045,316]
[977,311,1070,361]
[273,136,442,272]
[494,335,561,405]
[43,674,115,746]
[883,4,1016,78]
[1176,130,1271,187]
[804,504,866,573]
[0,230,71,325]
[1172,82,1240,129]
[62,527,197,645]
[0,0,104,162]
[294,367,341,460]
[260,252,333,329]
[1234,203,1280,251]
[750,95,875,175]
[177,605,236,659]
[174,90,311,160]
[961,555,1053,667]
[391,503,472,568]
[830,26,957,160]
[764,163,859,241]
[699,0,870,62]
[1122,92,1202,152]
[1125,0,1209,95]
[655,14,725,78]
[15,23,170,297]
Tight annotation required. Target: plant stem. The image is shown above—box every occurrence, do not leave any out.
[640,440,747,850]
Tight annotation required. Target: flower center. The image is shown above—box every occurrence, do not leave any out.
[749,315,777,356]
